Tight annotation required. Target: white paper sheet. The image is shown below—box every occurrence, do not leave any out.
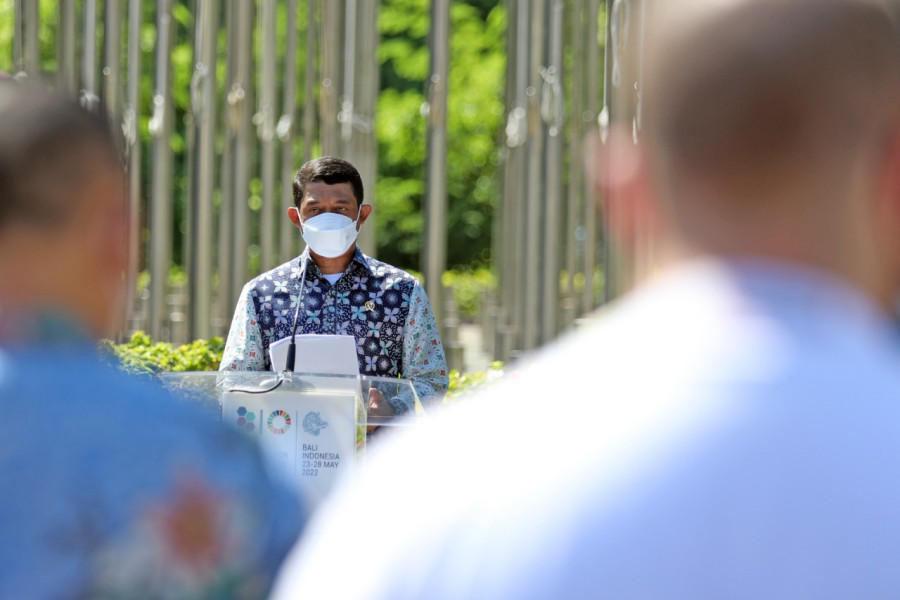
[268,333,359,376]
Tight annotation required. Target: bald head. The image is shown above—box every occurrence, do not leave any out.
[0,83,129,340]
[0,82,121,232]
[597,0,900,307]
[643,0,900,204]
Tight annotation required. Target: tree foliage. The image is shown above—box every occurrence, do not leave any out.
[376,0,506,269]
[0,1,506,273]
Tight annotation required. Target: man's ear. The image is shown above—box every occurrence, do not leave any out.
[357,204,372,227]
[287,206,302,228]
[586,127,660,252]
[882,126,900,218]
[876,125,900,280]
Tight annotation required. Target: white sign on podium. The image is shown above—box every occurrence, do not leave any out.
[158,370,425,510]
[221,374,362,508]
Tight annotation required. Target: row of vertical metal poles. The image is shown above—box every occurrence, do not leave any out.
[9,0,611,353]
[6,1,380,344]
[216,0,380,338]
[316,0,379,256]
[11,1,92,99]
[184,0,383,340]
[495,0,606,362]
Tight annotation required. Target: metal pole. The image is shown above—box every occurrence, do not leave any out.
[24,0,39,76]
[521,0,545,352]
[149,0,174,340]
[125,0,142,336]
[423,0,450,338]
[280,0,299,262]
[259,0,278,271]
[231,0,254,300]
[303,0,318,164]
[320,0,342,155]
[505,0,531,359]
[218,1,237,334]
[340,0,357,148]
[190,0,219,339]
[184,0,198,324]
[634,0,654,283]
[102,0,124,335]
[494,0,518,362]
[540,0,565,345]
[104,0,123,118]
[336,0,378,255]
[353,0,380,257]
[562,0,585,330]
[581,0,615,313]
[13,0,23,74]
[82,0,98,108]
[58,0,77,93]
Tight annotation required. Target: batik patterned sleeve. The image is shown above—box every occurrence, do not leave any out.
[401,283,449,409]
[220,281,267,371]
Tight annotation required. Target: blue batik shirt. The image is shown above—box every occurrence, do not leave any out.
[0,312,304,599]
[221,247,449,411]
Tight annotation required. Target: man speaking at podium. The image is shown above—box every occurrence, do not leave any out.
[221,156,449,414]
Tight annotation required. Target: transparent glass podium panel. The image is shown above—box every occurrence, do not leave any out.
[158,371,427,508]
[158,371,426,426]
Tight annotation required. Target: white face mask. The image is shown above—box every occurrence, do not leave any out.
[300,212,360,258]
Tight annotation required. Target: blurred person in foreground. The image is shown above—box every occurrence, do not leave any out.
[0,83,303,598]
[271,0,900,598]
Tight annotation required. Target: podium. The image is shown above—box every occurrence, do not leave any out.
[159,371,425,508]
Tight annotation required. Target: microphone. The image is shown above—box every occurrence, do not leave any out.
[284,254,310,372]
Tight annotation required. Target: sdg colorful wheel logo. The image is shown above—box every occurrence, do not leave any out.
[235,406,256,432]
[267,410,292,435]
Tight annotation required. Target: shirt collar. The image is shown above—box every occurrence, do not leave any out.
[298,245,373,279]
[644,257,897,342]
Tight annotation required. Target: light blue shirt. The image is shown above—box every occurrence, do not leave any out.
[272,259,900,599]
[0,343,304,599]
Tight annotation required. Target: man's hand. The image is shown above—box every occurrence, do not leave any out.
[366,387,392,432]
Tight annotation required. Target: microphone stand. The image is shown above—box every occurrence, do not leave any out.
[284,253,310,374]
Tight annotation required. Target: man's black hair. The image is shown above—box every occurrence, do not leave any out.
[292,156,364,208]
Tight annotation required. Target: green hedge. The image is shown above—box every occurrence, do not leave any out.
[100,331,225,375]
[102,331,503,400]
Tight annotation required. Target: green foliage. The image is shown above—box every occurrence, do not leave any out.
[101,331,225,375]
[376,0,506,271]
[0,0,507,279]
[442,266,496,320]
[0,3,12,72]
[444,361,504,402]
[103,332,502,406]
